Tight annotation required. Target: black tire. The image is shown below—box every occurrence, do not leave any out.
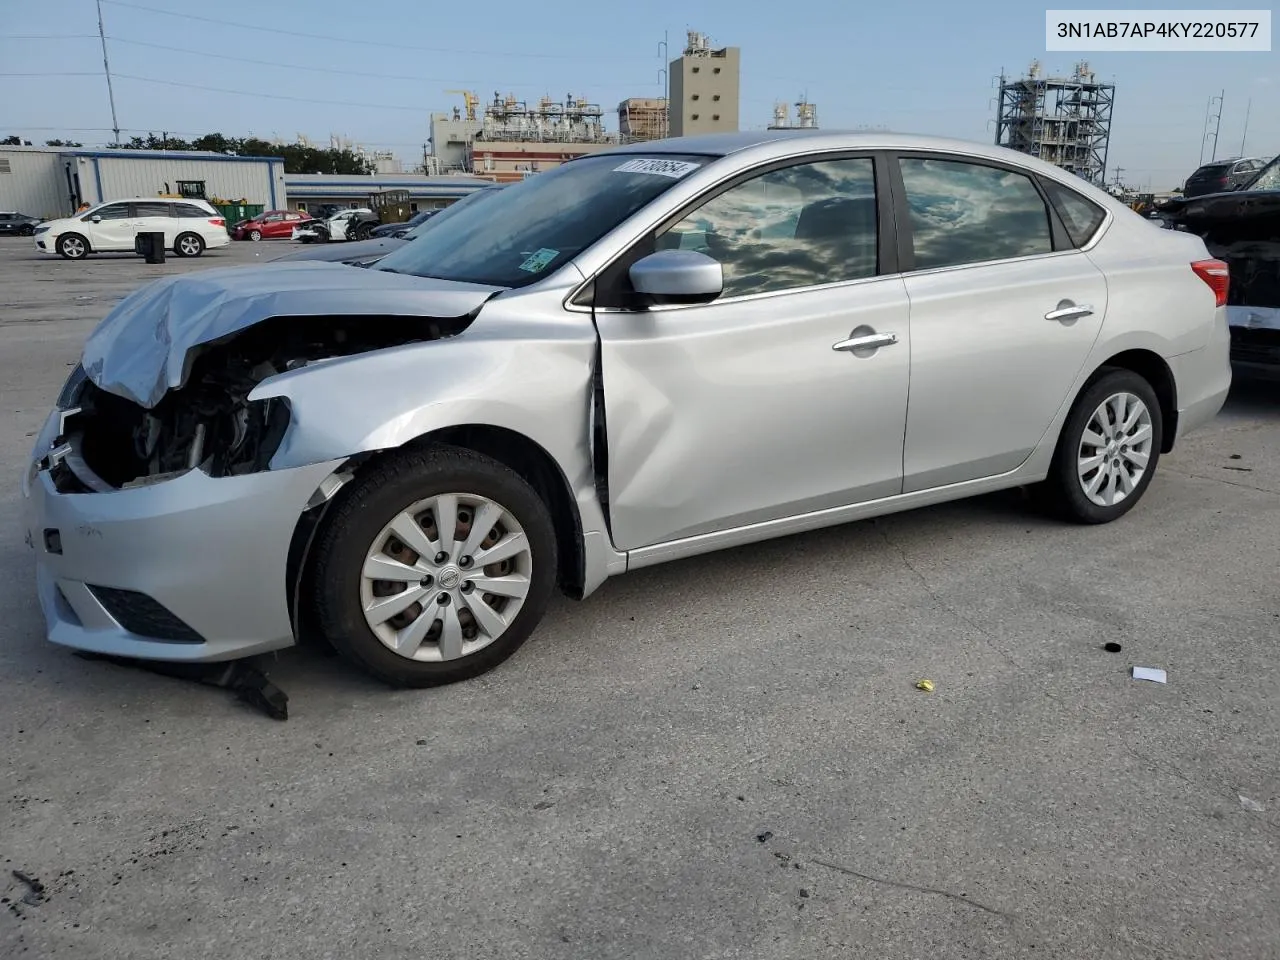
[309,444,558,688]
[1041,368,1163,524]
[57,232,89,260]
[174,232,205,258]
[19,224,35,237]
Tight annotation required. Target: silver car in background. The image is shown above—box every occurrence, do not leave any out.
[23,131,1231,688]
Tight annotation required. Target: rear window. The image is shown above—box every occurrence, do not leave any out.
[1040,179,1106,248]
[1191,164,1231,179]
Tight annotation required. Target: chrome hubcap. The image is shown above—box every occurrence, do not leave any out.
[359,493,532,662]
[180,237,200,254]
[64,238,84,256]
[1077,392,1153,507]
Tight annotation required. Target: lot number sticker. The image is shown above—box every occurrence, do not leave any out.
[518,248,560,273]
[613,158,702,178]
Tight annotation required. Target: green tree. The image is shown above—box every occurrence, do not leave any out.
[107,131,376,175]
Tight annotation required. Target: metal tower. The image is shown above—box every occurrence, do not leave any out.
[995,60,1115,185]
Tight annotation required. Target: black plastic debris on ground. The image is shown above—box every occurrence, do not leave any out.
[11,870,45,907]
[1103,642,1123,653]
[73,653,288,720]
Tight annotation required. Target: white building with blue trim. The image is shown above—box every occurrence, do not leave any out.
[0,145,287,219]
[0,144,500,221]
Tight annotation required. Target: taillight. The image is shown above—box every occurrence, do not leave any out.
[1191,259,1229,307]
[209,218,225,227]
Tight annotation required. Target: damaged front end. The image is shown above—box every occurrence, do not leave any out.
[53,314,469,493]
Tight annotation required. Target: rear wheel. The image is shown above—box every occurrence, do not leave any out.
[19,224,35,237]
[1042,369,1163,524]
[174,232,205,257]
[57,233,89,259]
[310,444,558,687]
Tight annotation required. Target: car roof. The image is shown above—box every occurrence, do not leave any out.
[603,129,1099,171]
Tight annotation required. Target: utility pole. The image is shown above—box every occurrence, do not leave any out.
[658,32,670,138]
[96,0,120,144]
[1209,89,1224,160]
[1240,98,1251,156]
[1198,98,1211,165]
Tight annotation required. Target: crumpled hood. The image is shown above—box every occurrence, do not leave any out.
[81,261,503,408]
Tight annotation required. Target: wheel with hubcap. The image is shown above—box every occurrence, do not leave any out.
[174,232,205,257]
[57,233,89,259]
[1042,368,1163,523]
[248,229,262,241]
[309,444,558,687]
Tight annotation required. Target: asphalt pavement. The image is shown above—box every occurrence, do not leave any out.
[1,236,1277,959]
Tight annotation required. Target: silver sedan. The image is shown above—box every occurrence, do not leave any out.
[23,131,1231,687]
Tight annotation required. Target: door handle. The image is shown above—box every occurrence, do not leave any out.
[833,332,898,352]
[1045,303,1094,322]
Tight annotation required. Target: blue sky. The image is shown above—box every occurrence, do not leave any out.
[3,0,1276,188]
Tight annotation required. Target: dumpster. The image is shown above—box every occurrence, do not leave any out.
[213,203,264,232]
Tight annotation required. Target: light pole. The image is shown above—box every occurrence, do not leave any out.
[96,0,120,144]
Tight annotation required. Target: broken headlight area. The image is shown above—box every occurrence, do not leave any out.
[52,314,465,492]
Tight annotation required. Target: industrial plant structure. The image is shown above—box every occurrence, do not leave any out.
[995,60,1115,185]
[767,98,818,130]
[618,98,669,142]
[668,31,741,138]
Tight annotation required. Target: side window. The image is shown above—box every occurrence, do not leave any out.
[655,157,878,298]
[133,202,172,218]
[899,157,1052,270]
[174,203,208,218]
[92,203,131,220]
[1040,179,1106,248]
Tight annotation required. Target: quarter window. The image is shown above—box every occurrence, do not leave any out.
[657,157,878,298]
[133,202,172,218]
[1040,179,1106,248]
[899,157,1052,270]
[175,203,209,218]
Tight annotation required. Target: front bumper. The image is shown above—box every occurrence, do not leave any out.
[22,412,345,662]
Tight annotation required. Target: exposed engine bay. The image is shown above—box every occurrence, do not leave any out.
[57,314,470,491]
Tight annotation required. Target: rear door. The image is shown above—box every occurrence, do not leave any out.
[133,201,176,246]
[893,154,1109,493]
[84,202,135,250]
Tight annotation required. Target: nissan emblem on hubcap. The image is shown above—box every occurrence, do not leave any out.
[437,567,462,590]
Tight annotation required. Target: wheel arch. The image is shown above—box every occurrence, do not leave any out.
[1090,349,1178,452]
[286,425,588,641]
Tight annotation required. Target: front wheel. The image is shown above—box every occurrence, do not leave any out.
[19,224,35,237]
[309,444,558,687]
[1042,369,1163,524]
[248,229,262,241]
[57,233,89,259]
[174,232,205,257]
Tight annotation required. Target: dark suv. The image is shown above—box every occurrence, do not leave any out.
[0,212,41,236]
[1182,157,1267,198]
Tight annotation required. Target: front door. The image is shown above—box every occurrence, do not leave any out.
[84,201,135,250]
[893,155,1109,492]
[595,155,912,551]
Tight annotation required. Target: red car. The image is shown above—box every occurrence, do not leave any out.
[232,210,314,241]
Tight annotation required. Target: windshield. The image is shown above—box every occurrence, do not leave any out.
[1244,156,1280,192]
[372,153,711,286]
[402,188,499,239]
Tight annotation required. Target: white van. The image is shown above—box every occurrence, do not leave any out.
[33,198,232,260]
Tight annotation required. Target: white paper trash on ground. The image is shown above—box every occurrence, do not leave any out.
[1131,667,1168,684]
[1239,795,1267,813]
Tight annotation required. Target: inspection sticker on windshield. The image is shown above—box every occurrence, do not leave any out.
[518,248,559,273]
[614,158,701,178]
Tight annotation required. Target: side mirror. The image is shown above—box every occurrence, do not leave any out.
[628,250,723,306]
[88,215,102,223]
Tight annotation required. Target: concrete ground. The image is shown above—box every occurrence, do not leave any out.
[1,235,1277,959]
